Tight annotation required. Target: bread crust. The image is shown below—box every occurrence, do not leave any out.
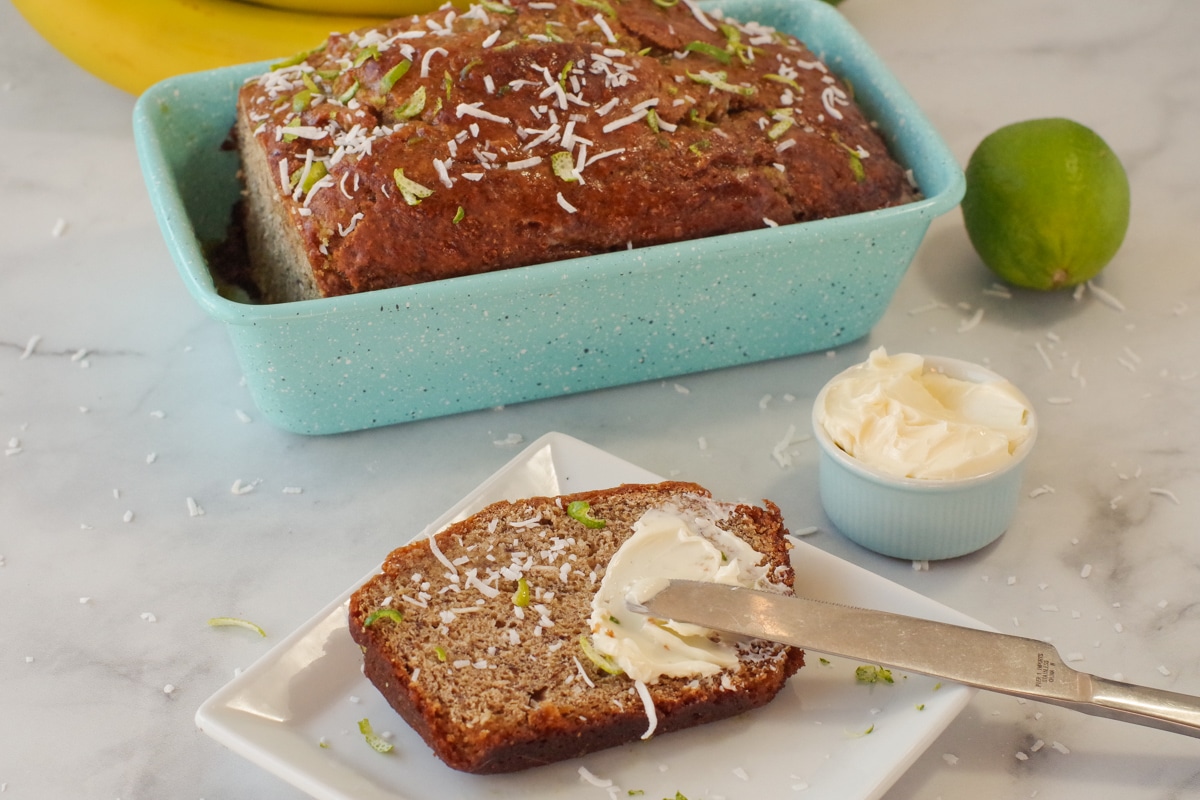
[236,0,918,302]
[348,481,805,774]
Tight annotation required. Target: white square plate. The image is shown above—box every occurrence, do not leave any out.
[196,432,976,799]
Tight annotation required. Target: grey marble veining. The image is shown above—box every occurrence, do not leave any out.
[2,0,1199,798]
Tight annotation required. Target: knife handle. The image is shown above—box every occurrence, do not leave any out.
[1079,675,1200,738]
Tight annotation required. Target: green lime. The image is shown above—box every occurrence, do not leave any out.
[961,118,1130,290]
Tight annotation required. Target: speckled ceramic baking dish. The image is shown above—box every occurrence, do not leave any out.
[133,0,964,435]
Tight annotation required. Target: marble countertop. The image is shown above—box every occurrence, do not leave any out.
[2,0,1198,797]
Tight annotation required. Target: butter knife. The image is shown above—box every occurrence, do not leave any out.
[640,580,1200,738]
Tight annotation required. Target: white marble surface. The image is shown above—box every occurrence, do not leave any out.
[2,0,1199,797]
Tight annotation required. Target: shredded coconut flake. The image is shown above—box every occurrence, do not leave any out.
[679,0,718,31]
[1149,487,1181,504]
[427,533,458,576]
[958,306,984,332]
[601,108,648,133]
[634,679,657,739]
[1087,281,1126,311]
[573,656,596,688]
[420,46,449,77]
[18,335,40,360]
[456,101,511,124]
[592,12,618,43]
[578,766,613,787]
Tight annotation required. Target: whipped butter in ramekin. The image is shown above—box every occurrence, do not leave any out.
[812,348,1037,560]
[816,348,1033,480]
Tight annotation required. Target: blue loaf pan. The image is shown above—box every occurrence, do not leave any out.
[132,0,964,435]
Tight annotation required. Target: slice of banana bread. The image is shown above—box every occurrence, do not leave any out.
[347,481,804,773]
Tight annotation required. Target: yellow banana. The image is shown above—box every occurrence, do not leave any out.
[10,0,423,97]
[245,0,439,14]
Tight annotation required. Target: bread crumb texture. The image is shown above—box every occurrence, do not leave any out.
[236,0,918,301]
[348,481,805,773]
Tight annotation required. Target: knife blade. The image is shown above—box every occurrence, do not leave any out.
[640,580,1200,738]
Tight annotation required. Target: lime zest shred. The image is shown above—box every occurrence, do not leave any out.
[652,0,680,6]
[558,60,575,86]
[855,665,894,684]
[271,53,307,70]
[916,703,926,711]
[683,41,732,65]
[393,85,427,121]
[434,645,448,662]
[687,108,715,130]
[549,149,578,181]
[394,168,433,206]
[579,634,623,675]
[353,45,380,67]
[363,607,404,627]
[292,89,313,113]
[459,58,484,82]
[281,113,301,142]
[686,70,755,96]
[719,24,759,64]
[818,657,832,666]
[646,108,660,133]
[573,0,616,17]
[291,160,329,194]
[357,718,394,753]
[338,80,360,105]
[379,59,412,93]
[513,576,532,607]
[848,152,866,182]
[566,500,606,529]
[270,44,324,70]
[453,206,466,224]
[844,723,876,739]
[830,133,867,183]
[480,0,517,13]
[207,617,266,637]
[767,115,794,141]
[551,151,579,182]
[764,73,803,93]
[443,70,454,102]
[544,23,566,43]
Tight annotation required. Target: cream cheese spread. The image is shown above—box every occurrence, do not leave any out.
[817,347,1032,480]
[588,506,771,684]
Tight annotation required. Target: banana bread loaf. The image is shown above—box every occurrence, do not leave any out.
[347,481,805,773]
[235,0,918,302]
